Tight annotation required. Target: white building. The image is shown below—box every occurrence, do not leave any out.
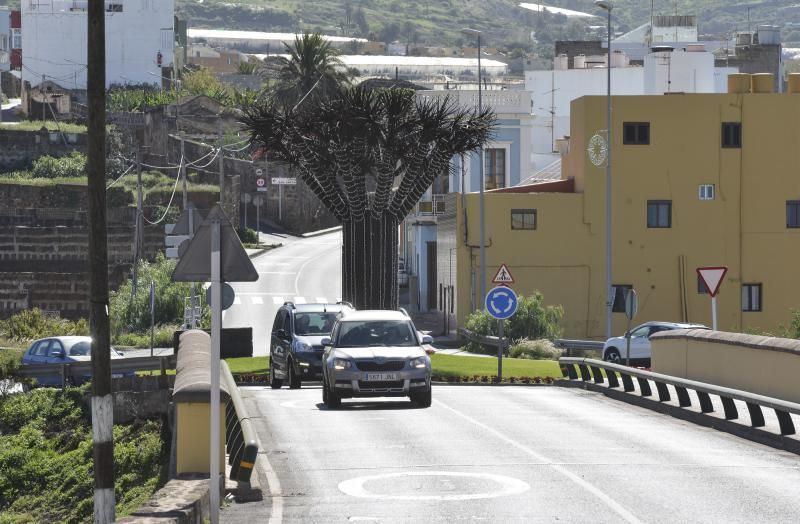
[22,0,174,89]
[187,29,366,51]
[526,47,737,155]
[0,6,9,73]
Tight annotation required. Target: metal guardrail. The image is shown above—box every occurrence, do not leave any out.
[19,355,175,387]
[458,327,502,348]
[554,339,605,352]
[559,357,799,436]
[221,361,260,484]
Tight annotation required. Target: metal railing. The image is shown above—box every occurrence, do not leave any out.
[554,339,605,352]
[221,360,260,484]
[559,357,799,436]
[19,354,175,388]
[458,327,502,348]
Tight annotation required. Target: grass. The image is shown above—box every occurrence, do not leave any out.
[0,120,88,133]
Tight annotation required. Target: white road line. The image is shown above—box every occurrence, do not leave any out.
[434,399,643,524]
[315,297,327,303]
[233,297,242,305]
[273,296,285,305]
[258,271,296,275]
[251,296,264,305]
[294,296,307,304]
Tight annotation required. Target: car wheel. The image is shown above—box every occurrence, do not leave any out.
[269,360,283,389]
[604,348,621,364]
[411,388,432,408]
[326,383,341,409]
[322,378,329,404]
[288,360,301,389]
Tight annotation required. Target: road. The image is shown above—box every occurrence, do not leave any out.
[223,230,343,356]
[222,385,800,523]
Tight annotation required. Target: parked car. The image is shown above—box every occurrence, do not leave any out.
[269,301,354,389]
[602,321,708,366]
[21,336,132,386]
[321,309,433,409]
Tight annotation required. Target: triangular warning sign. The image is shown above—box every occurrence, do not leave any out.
[492,264,515,285]
[172,205,259,282]
[697,266,728,298]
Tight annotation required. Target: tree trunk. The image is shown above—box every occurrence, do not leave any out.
[342,214,399,310]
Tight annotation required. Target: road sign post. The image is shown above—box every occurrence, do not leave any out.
[485,285,519,382]
[697,267,728,331]
[624,288,638,367]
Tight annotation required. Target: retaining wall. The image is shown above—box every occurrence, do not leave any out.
[0,128,87,170]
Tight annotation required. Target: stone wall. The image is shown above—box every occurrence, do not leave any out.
[0,128,88,171]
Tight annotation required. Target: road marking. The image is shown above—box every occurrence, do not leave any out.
[434,399,643,523]
[251,296,264,305]
[233,297,242,305]
[338,471,529,501]
[294,296,307,304]
[258,271,296,275]
[273,296,285,305]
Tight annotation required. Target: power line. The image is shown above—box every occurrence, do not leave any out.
[142,155,184,225]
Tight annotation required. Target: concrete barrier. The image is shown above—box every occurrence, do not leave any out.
[651,329,800,403]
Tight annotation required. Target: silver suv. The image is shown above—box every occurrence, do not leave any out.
[321,310,433,409]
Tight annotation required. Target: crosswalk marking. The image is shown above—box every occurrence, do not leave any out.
[252,296,263,305]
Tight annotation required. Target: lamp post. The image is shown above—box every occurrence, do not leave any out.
[461,27,486,310]
[595,0,613,339]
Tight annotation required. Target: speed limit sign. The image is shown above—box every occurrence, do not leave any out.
[256,177,267,192]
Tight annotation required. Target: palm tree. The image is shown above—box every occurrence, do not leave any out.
[242,87,494,310]
[270,33,352,108]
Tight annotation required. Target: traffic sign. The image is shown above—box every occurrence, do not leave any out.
[272,177,297,185]
[206,282,236,310]
[485,286,518,320]
[624,288,638,320]
[491,264,515,285]
[697,266,727,298]
[256,177,267,192]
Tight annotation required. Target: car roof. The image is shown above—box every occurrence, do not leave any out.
[290,303,352,313]
[641,321,707,328]
[34,336,92,347]
[339,310,410,321]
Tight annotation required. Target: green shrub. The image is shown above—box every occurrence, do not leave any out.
[0,309,89,344]
[509,338,563,360]
[236,227,258,244]
[109,253,195,335]
[29,151,87,179]
[112,325,179,349]
[0,350,23,388]
[463,291,563,354]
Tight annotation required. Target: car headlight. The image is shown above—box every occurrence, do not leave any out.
[333,358,352,370]
[410,356,427,369]
[294,341,312,353]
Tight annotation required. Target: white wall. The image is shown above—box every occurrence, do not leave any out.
[22,0,174,89]
[644,50,715,94]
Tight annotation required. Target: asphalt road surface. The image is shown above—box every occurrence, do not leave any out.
[224,230,343,356]
[222,385,800,523]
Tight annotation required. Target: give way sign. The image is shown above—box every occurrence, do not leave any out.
[697,266,728,297]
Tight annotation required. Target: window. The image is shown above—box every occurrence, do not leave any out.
[787,201,800,228]
[484,148,506,190]
[697,274,709,294]
[48,340,64,358]
[623,122,650,145]
[722,122,742,148]
[11,29,21,50]
[699,184,715,201]
[611,284,633,313]
[106,3,124,12]
[742,284,762,312]
[31,340,50,357]
[511,209,537,230]
[647,200,672,228]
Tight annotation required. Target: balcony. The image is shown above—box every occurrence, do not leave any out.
[415,194,447,216]
[416,90,531,115]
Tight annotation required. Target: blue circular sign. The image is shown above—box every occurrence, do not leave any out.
[485,286,518,320]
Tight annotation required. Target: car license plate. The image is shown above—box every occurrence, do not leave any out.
[112,373,124,379]
[363,373,398,381]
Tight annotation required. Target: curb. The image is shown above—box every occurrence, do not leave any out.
[554,379,800,456]
[246,243,281,259]
[432,381,552,387]
[301,225,342,238]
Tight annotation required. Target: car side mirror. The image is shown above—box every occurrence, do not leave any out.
[421,335,433,345]
[51,350,65,359]
[321,337,332,347]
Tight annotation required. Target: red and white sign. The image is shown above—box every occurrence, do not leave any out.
[697,266,728,297]
[491,264,515,285]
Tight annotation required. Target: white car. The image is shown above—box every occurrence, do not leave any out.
[602,321,707,366]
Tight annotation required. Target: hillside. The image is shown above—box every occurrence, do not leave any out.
[175,1,800,48]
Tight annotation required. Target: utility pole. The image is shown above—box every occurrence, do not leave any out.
[87,0,115,521]
[180,133,187,209]
[41,74,46,122]
[132,148,143,300]
[218,121,225,213]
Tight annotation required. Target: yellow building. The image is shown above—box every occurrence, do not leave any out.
[438,77,800,339]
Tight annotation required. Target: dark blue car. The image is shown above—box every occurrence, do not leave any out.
[22,336,132,386]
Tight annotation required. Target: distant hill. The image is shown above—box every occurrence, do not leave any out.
[176,1,800,48]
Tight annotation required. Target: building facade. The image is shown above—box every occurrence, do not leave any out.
[21,0,174,89]
[438,79,800,339]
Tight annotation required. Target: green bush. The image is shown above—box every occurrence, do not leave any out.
[0,309,89,344]
[29,151,87,179]
[463,291,564,354]
[0,350,23,388]
[112,325,179,349]
[509,338,563,360]
[236,227,258,244]
[109,253,195,335]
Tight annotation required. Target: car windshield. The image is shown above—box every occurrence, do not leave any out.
[294,312,340,336]
[336,320,417,347]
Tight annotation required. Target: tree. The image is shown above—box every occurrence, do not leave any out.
[270,33,352,108]
[242,87,494,309]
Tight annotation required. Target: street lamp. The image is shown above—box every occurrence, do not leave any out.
[461,27,486,310]
[595,0,613,339]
